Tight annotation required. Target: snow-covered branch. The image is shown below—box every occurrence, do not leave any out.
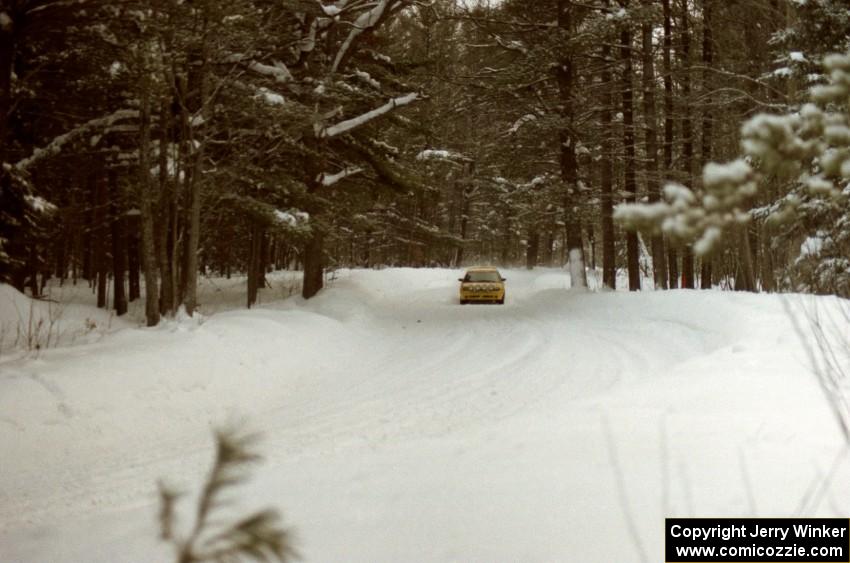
[614,161,756,255]
[507,114,537,135]
[354,69,381,90]
[331,0,391,73]
[416,149,472,164]
[256,87,285,106]
[318,92,419,138]
[317,166,364,187]
[275,209,310,227]
[15,109,139,171]
[616,51,850,256]
[349,139,426,194]
[315,0,350,17]
[25,195,57,214]
[248,60,292,83]
[492,35,528,55]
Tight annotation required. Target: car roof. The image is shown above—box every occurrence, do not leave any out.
[464,267,500,272]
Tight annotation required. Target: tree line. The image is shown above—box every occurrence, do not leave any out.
[1,0,848,325]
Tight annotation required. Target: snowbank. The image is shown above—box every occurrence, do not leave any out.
[0,269,848,562]
[0,283,129,357]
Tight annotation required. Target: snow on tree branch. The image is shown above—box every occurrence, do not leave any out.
[318,92,419,138]
[248,61,292,83]
[416,149,472,164]
[354,69,381,90]
[275,209,310,227]
[616,50,850,256]
[15,109,139,171]
[331,0,391,73]
[25,195,57,214]
[349,138,427,194]
[256,87,285,106]
[368,138,399,156]
[493,35,528,55]
[316,166,364,187]
[315,0,351,17]
[507,114,537,134]
[615,161,756,255]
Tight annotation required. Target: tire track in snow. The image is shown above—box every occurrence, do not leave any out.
[0,269,733,548]
[251,296,560,456]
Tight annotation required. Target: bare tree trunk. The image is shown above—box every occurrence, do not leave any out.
[557,0,587,289]
[156,99,175,316]
[127,213,141,301]
[183,37,208,316]
[0,5,16,173]
[54,181,70,283]
[302,229,324,299]
[247,223,261,307]
[700,0,714,290]
[526,230,539,270]
[55,219,67,280]
[83,202,93,284]
[760,229,775,292]
[642,0,667,289]
[663,0,679,289]
[735,226,756,291]
[588,226,596,270]
[700,261,712,289]
[27,246,39,297]
[454,162,474,267]
[541,231,554,267]
[679,0,695,289]
[69,185,81,286]
[0,17,12,159]
[94,171,108,308]
[138,69,161,327]
[301,111,326,298]
[601,35,616,289]
[621,20,640,291]
[500,216,511,265]
[259,229,269,287]
[183,141,203,314]
[109,169,128,316]
[457,189,470,265]
[0,11,20,288]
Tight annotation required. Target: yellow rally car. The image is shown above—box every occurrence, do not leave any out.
[458,267,506,305]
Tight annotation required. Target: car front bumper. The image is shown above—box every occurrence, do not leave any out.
[460,292,504,302]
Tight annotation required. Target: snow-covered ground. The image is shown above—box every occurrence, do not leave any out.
[1,268,849,562]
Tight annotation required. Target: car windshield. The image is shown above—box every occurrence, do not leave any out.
[465,271,501,282]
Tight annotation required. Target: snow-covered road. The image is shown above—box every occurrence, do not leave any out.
[1,268,848,562]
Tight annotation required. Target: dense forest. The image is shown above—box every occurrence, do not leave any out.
[1,0,848,326]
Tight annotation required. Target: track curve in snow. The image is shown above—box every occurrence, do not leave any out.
[1,268,846,563]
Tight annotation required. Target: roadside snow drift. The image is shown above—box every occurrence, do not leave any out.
[1,268,849,562]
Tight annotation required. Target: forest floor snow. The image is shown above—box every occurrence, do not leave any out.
[1,268,849,562]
